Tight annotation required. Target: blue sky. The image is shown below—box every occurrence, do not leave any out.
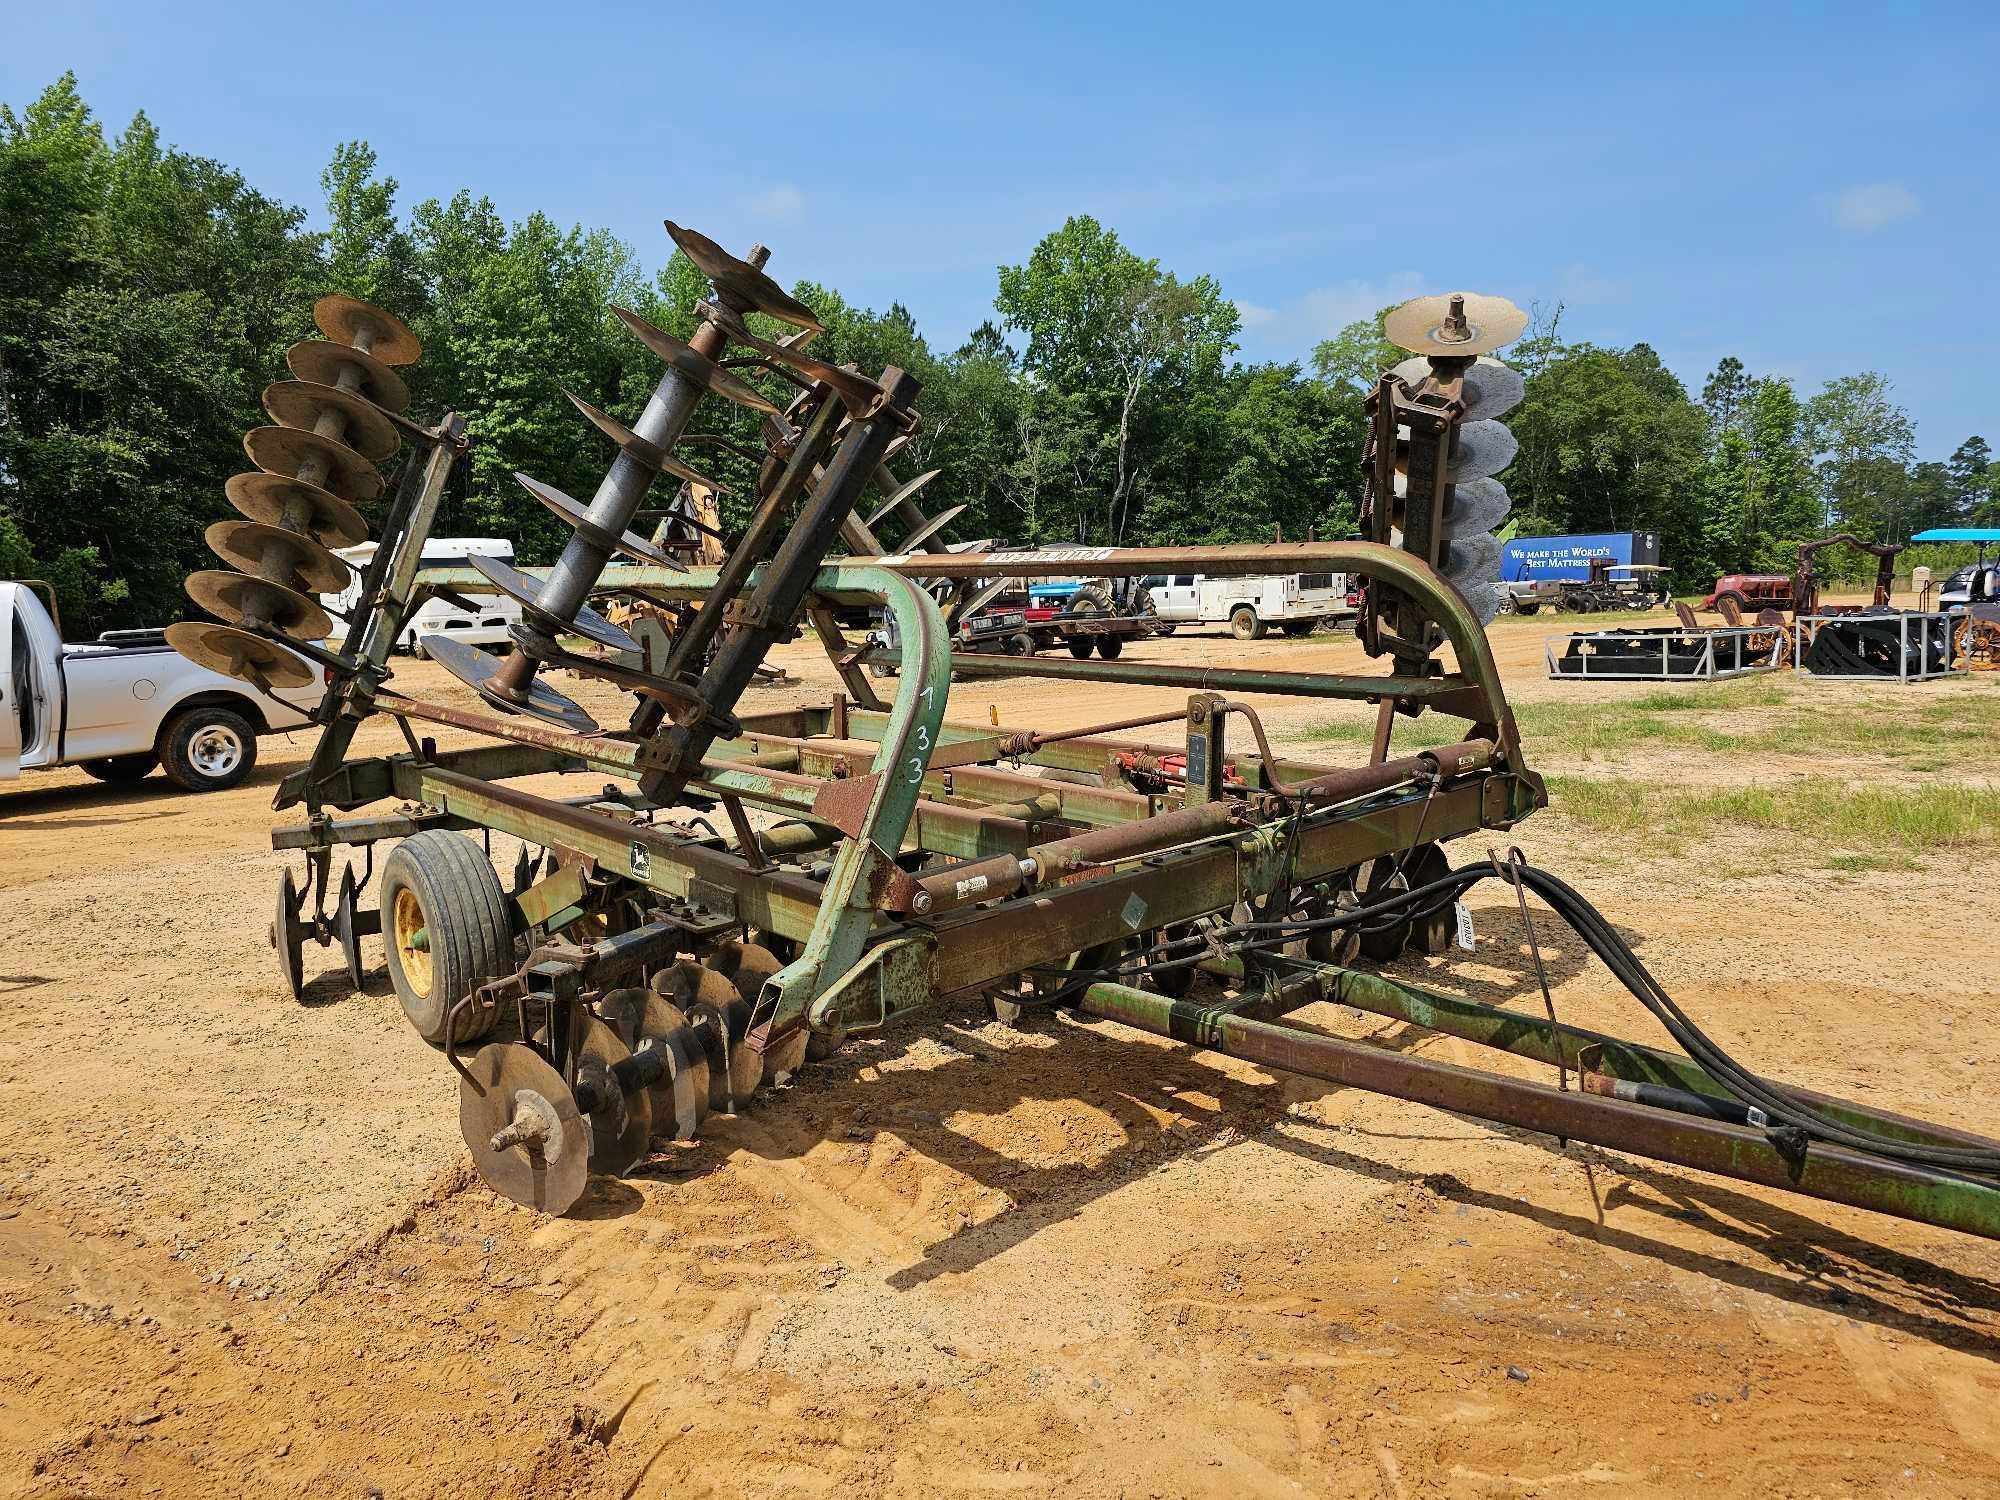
[5,1,1994,457]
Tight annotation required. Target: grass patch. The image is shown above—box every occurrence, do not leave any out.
[1544,775,2000,860]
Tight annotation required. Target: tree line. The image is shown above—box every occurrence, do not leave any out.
[4,75,1995,636]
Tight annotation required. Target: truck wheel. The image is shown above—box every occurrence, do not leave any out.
[1230,607,1264,641]
[381,831,512,1045]
[1281,620,1316,638]
[411,637,430,661]
[160,705,257,792]
[81,753,159,785]
[1517,603,1540,616]
[1067,640,1094,659]
[1006,632,1035,656]
[1096,636,1124,659]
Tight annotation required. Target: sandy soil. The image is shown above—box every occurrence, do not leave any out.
[3,608,1998,1498]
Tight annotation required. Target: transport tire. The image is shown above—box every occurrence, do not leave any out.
[1716,590,1747,615]
[1517,603,1541,616]
[81,753,159,784]
[1281,620,1316,637]
[160,705,257,792]
[1067,640,1094,659]
[1096,636,1124,659]
[1230,607,1264,641]
[381,830,512,1045]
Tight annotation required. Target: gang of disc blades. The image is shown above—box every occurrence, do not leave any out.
[514,473,688,572]
[1443,533,1502,589]
[598,988,709,1141]
[260,379,401,463]
[459,1043,589,1214]
[186,569,333,641]
[1391,355,1525,422]
[663,221,824,332]
[565,395,729,494]
[314,293,423,366]
[225,471,371,548]
[537,1015,653,1175]
[419,633,601,734]
[610,307,780,416]
[464,551,640,653]
[700,301,881,413]
[204,520,352,594]
[243,427,383,504]
[165,621,316,690]
[1383,293,1528,358]
[285,338,411,414]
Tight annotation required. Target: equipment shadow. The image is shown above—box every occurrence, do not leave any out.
[642,985,2000,1362]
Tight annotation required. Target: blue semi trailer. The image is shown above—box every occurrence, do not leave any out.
[1500,531,1662,582]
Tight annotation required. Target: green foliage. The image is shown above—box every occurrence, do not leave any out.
[1,73,1980,638]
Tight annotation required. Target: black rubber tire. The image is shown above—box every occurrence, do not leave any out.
[1281,620,1316,637]
[1716,591,1747,614]
[1517,603,1541,616]
[80,753,159,784]
[1065,583,1113,616]
[1067,640,1094,659]
[381,831,511,1044]
[1229,607,1263,641]
[1096,636,1123,659]
[159,705,258,792]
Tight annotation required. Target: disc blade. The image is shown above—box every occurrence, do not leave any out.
[1391,355,1523,423]
[243,427,383,504]
[459,1043,588,1214]
[611,307,778,415]
[701,301,882,414]
[420,633,600,733]
[1443,532,1502,589]
[224,471,370,548]
[565,394,730,493]
[863,469,943,529]
[205,520,352,594]
[1441,477,1511,539]
[1449,420,1518,481]
[598,987,710,1142]
[663,221,824,333]
[464,552,639,653]
[261,379,400,462]
[1383,292,1527,357]
[514,473,688,573]
[286,338,410,414]
[165,621,316,691]
[314,294,423,366]
[891,503,966,554]
[185,569,332,641]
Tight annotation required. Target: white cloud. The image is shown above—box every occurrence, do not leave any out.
[1233,299,1275,328]
[1236,272,1428,351]
[1832,182,1918,233]
[1553,262,1632,306]
[746,183,805,220]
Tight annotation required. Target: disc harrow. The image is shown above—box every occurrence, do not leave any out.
[180,244,2000,1248]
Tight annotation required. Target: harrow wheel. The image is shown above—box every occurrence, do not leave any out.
[381,831,511,1045]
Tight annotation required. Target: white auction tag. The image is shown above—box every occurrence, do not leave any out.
[1453,901,1477,952]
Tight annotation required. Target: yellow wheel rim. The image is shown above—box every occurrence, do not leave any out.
[393,887,433,997]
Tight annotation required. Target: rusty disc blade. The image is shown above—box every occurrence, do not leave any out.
[185,569,332,641]
[225,471,370,548]
[863,468,943,529]
[610,307,778,415]
[459,1043,589,1214]
[165,620,316,690]
[598,987,710,1142]
[464,552,639,653]
[243,427,383,504]
[887,503,965,554]
[204,520,352,594]
[1392,355,1524,422]
[565,394,729,493]
[261,379,400,463]
[285,338,410,414]
[513,473,686,573]
[663,221,823,333]
[1384,293,1527,358]
[314,294,423,366]
[419,633,600,734]
[701,302,881,414]
[572,1014,653,1175]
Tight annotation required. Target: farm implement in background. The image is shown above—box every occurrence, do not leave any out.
[164,249,2000,1247]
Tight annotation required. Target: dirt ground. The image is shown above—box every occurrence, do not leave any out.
[3,606,1998,1498]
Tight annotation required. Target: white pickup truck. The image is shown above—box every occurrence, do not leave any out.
[2,580,318,792]
[1140,571,1354,639]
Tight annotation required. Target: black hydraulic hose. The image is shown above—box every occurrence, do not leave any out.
[1048,859,1999,1177]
